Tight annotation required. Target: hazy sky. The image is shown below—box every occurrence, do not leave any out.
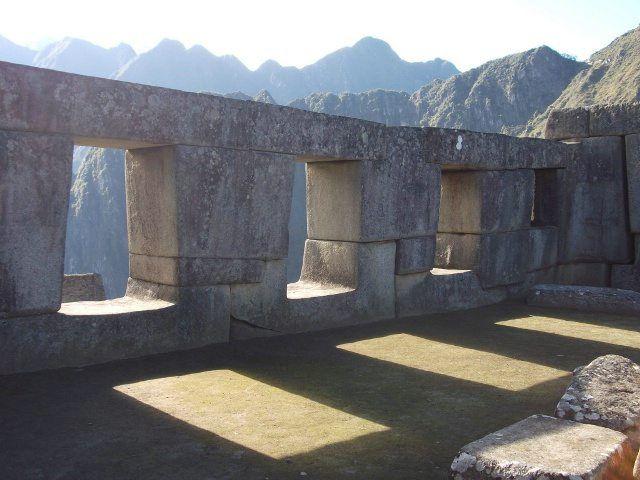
[2,0,639,71]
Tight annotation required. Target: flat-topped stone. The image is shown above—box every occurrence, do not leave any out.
[556,355,640,444]
[544,107,590,140]
[590,102,640,137]
[61,273,106,302]
[545,103,640,139]
[527,284,640,315]
[451,414,634,479]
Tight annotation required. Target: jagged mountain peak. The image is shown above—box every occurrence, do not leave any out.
[33,37,136,77]
[524,24,640,136]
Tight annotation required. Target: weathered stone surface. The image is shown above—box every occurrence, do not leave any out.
[556,263,611,287]
[395,268,507,318]
[129,254,264,286]
[0,61,388,160]
[230,260,287,331]
[0,278,230,375]
[395,236,435,274]
[506,135,571,170]
[450,414,634,480]
[306,158,440,242]
[558,136,632,263]
[544,106,590,140]
[436,231,529,287]
[286,240,396,332]
[527,227,558,272]
[425,127,570,170]
[590,102,640,137]
[438,170,534,234]
[0,130,73,317]
[527,284,640,315]
[626,133,640,233]
[612,263,640,293]
[126,145,294,259]
[62,273,106,303]
[555,355,640,444]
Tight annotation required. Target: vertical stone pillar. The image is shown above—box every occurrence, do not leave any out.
[292,143,441,330]
[435,169,535,287]
[0,130,73,317]
[126,145,294,285]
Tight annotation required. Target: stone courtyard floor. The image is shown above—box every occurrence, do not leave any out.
[2,302,640,480]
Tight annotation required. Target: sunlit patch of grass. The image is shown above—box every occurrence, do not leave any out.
[498,316,640,350]
[115,369,389,459]
[338,333,569,391]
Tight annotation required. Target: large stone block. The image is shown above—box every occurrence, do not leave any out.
[556,263,610,287]
[395,236,435,274]
[0,130,73,317]
[544,107,590,140]
[527,284,640,316]
[438,170,534,234]
[555,355,640,444]
[626,133,640,233]
[450,414,634,480]
[590,102,640,137]
[126,145,294,261]
[395,268,507,318]
[527,227,558,272]
[286,240,396,332]
[129,254,264,286]
[306,157,440,242]
[436,231,529,288]
[425,128,569,170]
[558,136,632,263]
[230,260,287,331]
[612,263,640,293]
[62,273,106,303]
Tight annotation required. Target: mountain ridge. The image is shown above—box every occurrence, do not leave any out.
[0,35,459,104]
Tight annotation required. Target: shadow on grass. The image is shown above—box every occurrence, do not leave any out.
[1,302,639,479]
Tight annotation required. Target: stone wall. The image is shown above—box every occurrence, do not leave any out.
[0,60,632,374]
[545,104,638,290]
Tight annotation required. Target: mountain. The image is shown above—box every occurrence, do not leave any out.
[115,37,459,103]
[526,25,640,136]
[0,36,457,104]
[115,39,253,94]
[280,37,458,102]
[34,38,136,78]
[289,89,418,125]
[412,46,586,135]
[0,35,36,65]
[65,148,128,298]
[292,46,586,136]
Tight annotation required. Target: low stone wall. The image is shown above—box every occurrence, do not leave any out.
[61,273,105,302]
[0,61,635,374]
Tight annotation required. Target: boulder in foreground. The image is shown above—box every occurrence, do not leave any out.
[556,355,640,444]
[450,414,634,479]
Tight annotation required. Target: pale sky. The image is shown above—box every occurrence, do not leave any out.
[2,0,639,71]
